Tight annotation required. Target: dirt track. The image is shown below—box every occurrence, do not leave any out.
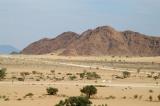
[0,81,159,88]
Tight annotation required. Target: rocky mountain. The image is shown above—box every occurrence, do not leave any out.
[21,32,79,55]
[0,45,19,54]
[21,26,160,56]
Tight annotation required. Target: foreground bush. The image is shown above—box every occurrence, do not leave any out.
[158,95,160,101]
[0,68,6,80]
[80,85,97,98]
[122,71,131,78]
[46,87,58,95]
[55,96,92,106]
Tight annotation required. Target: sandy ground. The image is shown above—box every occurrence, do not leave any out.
[0,55,160,106]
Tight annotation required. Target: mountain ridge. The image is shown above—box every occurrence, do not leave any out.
[21,26,160,56]
[0,45,19,54]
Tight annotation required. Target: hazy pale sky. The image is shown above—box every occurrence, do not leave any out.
[0,0,160,49]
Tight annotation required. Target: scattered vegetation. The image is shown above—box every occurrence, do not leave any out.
[105,95,116,100]
[0,95,9,101]
[79,71,101,80]
[46,87,58,95]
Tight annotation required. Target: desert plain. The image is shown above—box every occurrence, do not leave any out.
[0,55,160,106]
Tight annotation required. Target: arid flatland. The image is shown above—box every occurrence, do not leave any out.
[0,55,160,106]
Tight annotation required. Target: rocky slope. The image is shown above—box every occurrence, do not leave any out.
[21,26,160,56]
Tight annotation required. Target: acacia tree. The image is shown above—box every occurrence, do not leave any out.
[80,85,97,98]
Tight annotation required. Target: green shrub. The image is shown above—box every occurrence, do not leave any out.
[105,95,116,99]
[69,75,77,80]
[24,93,34,98]
[80,85,97,98]
[4,98,9,101]
[149,96,153,101]
[80,72,85,79]
[66,73,72,76]
[0,68,6,80]
[157,95,160,101]
[79,72,101,80]
[86,72,101,80]
[17,98,22,101]
[46,87,58,95]
[134,94,138,99]
[17,77,24,81]
[122,71,131,78]
[149,89,153,93]
[55,96,92,106]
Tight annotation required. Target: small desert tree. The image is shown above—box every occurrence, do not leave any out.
[153,76,158,80]
[122,71,131,78]
[158,95,160,101]
[0,68,6,80]
[55,96,92,106]
[46,87,58,95]
[80,85,97,98]
[137,68,141,74]
[20,72,30,81]
[149,95,153,101]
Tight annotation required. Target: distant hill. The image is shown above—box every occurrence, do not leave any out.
[21,26,160,56]
[0,45,19,54]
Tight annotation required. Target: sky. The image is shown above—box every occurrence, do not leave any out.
[0,0,160,50]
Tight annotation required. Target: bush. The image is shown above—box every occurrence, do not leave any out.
[24,93,34,98]
[86,72,101,80]
[66,73,72,76]
[153,76,158,80]
[157,95,160,101]
[0,68,6,80]
[122,71,131,78]
[17,77,25,81]
[32,71,37,74]
[46,87,58,95]
[105,95,116,99]
[55,96,92,106]
[149,96,153,101]
[69,75,77,80]
[79,72,101,80]
[80,72,85,79]
[80,85,97,98]
[149,89,153,93]
[134,94,138,99]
